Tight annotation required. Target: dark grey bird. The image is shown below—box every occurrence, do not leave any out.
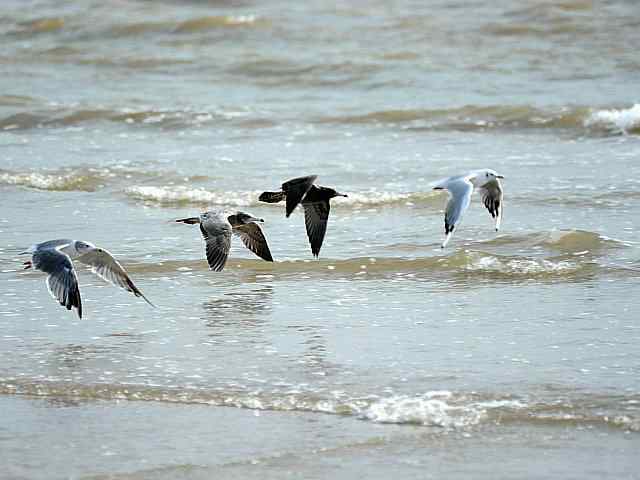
[176,210,273,271]
[259,175,347,257]
[21,239,154,319]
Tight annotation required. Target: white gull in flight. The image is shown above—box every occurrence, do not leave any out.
[432,169,505,248]
[22,239,154,318]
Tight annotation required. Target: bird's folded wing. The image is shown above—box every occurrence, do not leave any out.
[233,223,274,262]
[77,248,154,306]
[200,222,232,271]
[478,178,503,230]
[33,248,82,318]
[283,175,317,217]
[302,200,330,257]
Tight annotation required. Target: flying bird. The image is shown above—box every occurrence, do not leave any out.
[176,210,273,271]
[22,239,154,318]
[259,175,347,257]
[432,169,505,248]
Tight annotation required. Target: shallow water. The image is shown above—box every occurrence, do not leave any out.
[1,0,639,478]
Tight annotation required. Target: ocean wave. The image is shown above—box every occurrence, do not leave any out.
[314,104,640,136]
[121,250,607,283]
[1,379,637,432]
[125,185,264,207]
[125,185,440,208]
[0,105,266,131]
[175,15,263,33]
[584,104,640,134]
[0,169,103,191]
[480,230,629,254]
[0,166,172,192]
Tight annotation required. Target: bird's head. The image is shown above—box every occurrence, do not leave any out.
[74,240,95,254]
[233,212,264,224]
[478,169,504,183]
[325,188,348,199]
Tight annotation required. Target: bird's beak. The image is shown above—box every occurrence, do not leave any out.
[496,175,505,179]
[338,193,348,198]
[23,261,32,270]
[249,217,264,223]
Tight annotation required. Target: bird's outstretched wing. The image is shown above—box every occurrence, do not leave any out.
[478,178,503,231]
[435,177,474,248]
[302,199,330,257]
[234,223,274,262]
[282,175,317,217]
[200,216,232,271]
[77,248,154,307]
[32,248,83,318]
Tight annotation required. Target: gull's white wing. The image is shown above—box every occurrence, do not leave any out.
[478,178,503,231]
[77,247,154,306]
[200,212,232,271]
[434,176,474,248]
[32,247,82,318]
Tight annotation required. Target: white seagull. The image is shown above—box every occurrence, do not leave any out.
[22,239,154,318]
[432,169,505,248]
[176,210,273,271]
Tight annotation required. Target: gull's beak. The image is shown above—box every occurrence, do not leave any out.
[249,217,264,223]
[338,193,348,198]
[496,175,505,179]
[23,261,32,270]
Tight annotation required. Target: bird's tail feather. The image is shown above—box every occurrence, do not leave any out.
[259,191,285,203]
[441,233,453,249]
[175,217,200,225]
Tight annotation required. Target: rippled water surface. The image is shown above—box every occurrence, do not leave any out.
[1,0,639,478]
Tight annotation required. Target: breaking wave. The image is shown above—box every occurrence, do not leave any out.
[3,103,639,135]
[0,105,269,131]
[0,166,171,192]
[584,104,640,134]
[125,185,441,208]
[0,169,105,191]
[1,379,637,432]
[314,104,640,136]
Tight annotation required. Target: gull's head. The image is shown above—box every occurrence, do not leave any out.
[324,187,348,199]
[74,240,94,254]
[478,169,504,183]
[233,212,264,224]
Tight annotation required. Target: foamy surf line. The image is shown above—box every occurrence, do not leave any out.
[314,104,640,136]
[125,185,440,207]
[585,104,640,134]
[1,380,637,431]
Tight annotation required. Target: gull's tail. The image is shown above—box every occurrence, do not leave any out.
[175,217,201,225]
[259,191,285,203]
[441,233,453,249]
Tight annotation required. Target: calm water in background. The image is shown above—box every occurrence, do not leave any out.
[1,0,640,478]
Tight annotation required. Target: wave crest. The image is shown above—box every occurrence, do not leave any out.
[584,104,640,134]
[0,170,102,191]
[2,379,637,432]
[125,185,440,208]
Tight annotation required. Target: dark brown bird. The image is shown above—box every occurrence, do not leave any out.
[259,175,347,257]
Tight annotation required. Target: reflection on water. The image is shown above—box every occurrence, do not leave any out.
[201,285,273,329]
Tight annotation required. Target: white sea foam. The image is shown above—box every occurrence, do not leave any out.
[125,185,262,206]
[465,253,575,275]
[0,171,95,191]
[363,394,485,428]
[585,104,640,134]
[126,185,439,208]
